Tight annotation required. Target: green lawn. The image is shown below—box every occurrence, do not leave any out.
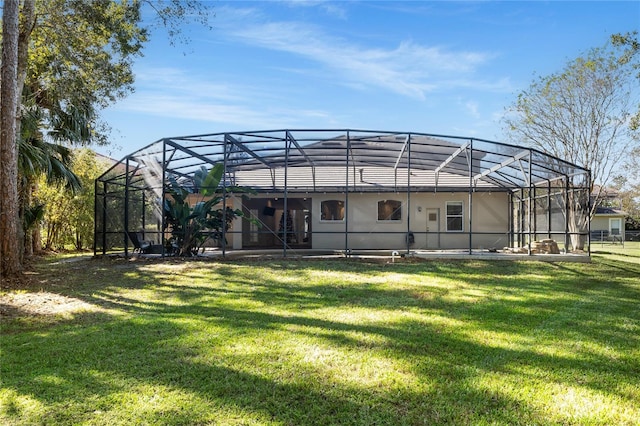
[1,252,639,425]
[591,240,640,264]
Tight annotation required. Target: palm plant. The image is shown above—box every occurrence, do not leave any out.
[18,105,82,255]
[163,164,254,256]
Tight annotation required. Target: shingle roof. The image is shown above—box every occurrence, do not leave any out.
[595,206,627,215]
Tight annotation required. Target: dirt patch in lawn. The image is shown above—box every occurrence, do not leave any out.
[0,291,101,319]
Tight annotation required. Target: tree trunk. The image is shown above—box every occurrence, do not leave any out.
[567,190,590,252]
[1,0,22,277]
[33,226,42,253]
[16,0,37,262]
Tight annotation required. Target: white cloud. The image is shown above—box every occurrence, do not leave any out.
[118,67,333,128]
[465,100,480,119]
[220,17,498,100]
[134,68,247,102]
[282,0,348,19]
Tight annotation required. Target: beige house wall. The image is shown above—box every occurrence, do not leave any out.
[591,216,609,231]
[591,214,626,238]
[238,192,509,250]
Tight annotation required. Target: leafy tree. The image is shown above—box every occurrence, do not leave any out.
[37,175,74,250]
[22,0,210,148]
[503,41,639,250]
[611,31,640,230]
[19,105,81,255]
[68,149,105,250]
[611,146,640,231]
[35,149,110,250]
[612,31,639,131]
[24,0,148,147]
[164,165,252,257]
[19,140,79,254]
[1,0,212,277]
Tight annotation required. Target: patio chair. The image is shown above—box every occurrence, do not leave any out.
[126,231,153,254]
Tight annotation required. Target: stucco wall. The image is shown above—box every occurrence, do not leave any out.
[592,216,619,231]
[591,215,626,236]
[310,191,509,250]
[233,192,509,250]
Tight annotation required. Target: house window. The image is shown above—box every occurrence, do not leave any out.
[609,218,621,236]
[321,200,344,221]
[378,200,402,221]
[446,201,463,232]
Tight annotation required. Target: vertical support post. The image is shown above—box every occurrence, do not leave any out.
[530,185,538,241]
[283,132,291,258]
[508,191,513,249]
[468,140,473,255]
[124,157,130,258]
[101,181,108,255]
[564,175,570,252]
[587,170,592,256]
[160,141,167,257]
[527,151,533,255]
[141,191,146,237]
[394,168,397,192]
[344,131,350,256]
[406,134,411,254]
[532,183,537,244]
[547,180,552,240]
[222,136,228,258]
[519,188,525,248]
[93,179,99,256]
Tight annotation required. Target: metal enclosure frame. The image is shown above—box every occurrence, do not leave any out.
[94,129,591,258]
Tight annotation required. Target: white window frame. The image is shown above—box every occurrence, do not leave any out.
[446,201,464,232]
[609,218,621,236]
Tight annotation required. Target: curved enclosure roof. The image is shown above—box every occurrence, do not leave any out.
[98,129,590,192]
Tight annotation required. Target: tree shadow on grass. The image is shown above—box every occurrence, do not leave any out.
[2,255,639,424]
[3,287,638,423]
[1,317,549,425]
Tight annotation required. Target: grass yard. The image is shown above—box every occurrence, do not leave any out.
[1,252,639,425]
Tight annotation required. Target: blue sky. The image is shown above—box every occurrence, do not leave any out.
[99,0,640,158]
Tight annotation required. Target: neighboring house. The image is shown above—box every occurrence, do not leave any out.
[591,186,626,242]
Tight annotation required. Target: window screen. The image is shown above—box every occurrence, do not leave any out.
[321,200,344,221]
[377,200,402,221]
